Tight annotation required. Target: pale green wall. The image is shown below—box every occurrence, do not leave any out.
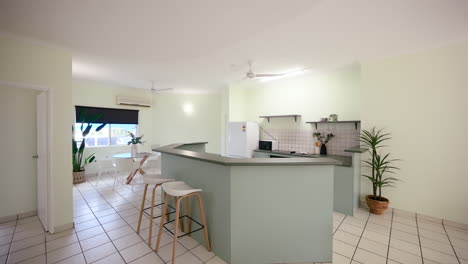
[361,42,468,224]
[229,64,361,129]
[0,35,73,229]
[0,86,39,218]
[72,79,156,174]
[152,93,222,154]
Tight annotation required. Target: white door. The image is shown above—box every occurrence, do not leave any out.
[36,92,49,231]
[227,122,247,157]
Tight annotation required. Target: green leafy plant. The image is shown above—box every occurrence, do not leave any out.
[127,132,144,145]
[360,127,400,201]
[72,110,106,172]
[313,132,335,144]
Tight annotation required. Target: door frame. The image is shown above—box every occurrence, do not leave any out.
[0,80,55,233]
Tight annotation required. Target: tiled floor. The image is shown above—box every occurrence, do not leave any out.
[1,173,468,264]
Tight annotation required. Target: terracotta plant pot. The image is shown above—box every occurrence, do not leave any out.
[366,195,389,215]
[73,170,86,184]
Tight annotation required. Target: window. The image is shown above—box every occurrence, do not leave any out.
[74,123,138,147]
[74,105,139,148]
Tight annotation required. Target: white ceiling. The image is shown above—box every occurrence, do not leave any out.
[1,0,468,93]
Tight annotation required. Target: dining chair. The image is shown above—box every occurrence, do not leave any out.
[115,158,141,189]
[95,158,117,186]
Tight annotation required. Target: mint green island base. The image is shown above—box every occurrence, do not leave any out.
[156,143,341,264]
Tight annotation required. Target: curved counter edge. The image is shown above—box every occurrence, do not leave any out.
[154,143,342,166]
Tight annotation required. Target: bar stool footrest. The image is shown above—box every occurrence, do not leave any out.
[163,215,204,239]
[143,203,176,219]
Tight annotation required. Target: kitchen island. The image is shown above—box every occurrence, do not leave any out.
[154,142,341,264]
[254,148,366,216]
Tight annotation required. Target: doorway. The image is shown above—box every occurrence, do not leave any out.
[0,81,53,232]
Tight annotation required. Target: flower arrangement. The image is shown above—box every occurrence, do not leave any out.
[127,132,144,145]
[313,132,335,145]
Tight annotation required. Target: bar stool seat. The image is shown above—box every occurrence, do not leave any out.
[155,181,211,264]
[141,173,172,185]
[136,173,174,246]
[162,181,202,197]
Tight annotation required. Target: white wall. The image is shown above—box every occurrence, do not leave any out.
[72,79,223,175]
[361,42,468,224]
[0,86,39,218]
[0,35,73,229]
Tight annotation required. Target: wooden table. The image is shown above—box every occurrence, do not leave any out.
[112,152,160,184]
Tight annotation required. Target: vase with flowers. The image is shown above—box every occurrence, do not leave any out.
[127,132,144,156]
[313,132,335,155]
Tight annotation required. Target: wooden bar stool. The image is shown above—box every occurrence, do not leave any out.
[136,174,174,246]
[155,181,211,264]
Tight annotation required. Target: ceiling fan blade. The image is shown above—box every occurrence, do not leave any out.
[151,88,173,92]
[254,73,284,78]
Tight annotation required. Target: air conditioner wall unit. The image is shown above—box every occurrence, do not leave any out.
[116,96,151,107]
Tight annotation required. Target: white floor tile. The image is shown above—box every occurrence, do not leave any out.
[353,248,386,264]
[205,256,227,264]
[92,253,124,264]
[190,244,214,262]
[168,251,201,264]
[0,234,13,246]
[358,238,387,257]
[334,230,360,246]
[76,226,105,241]
[55,253,86,264]
[18,254,46,264]
[388,247,422,264]
[420,236,455,255]
[389,237,421,256]
[83,242,116,263]
[178,236,200,251]
[7,243,45,264]
[332,239,355,259]
[107,226,134,241]
[46,242,81,264]
[79,233,110,251]
[129,252,164,264]
[10,234,45,253]
[113,233,143,251]
[46,233,78,252]
[0,244,10,256]
[422,246,459,264]
[156,242,187,262]
[119,242,152,263]
[332,252,351,264]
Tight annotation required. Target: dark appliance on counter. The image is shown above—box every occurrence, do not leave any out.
[258,140,278,151]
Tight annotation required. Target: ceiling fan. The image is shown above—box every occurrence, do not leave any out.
[244,61,285,79]
[148,80,173,93]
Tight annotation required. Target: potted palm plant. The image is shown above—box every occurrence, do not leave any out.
[360,127,400,214]
[72,110,106,184]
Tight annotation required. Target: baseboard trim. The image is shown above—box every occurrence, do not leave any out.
[0,209,38,224]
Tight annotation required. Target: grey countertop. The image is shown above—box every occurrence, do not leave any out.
[344,146,368,153]
[154,143,342,166]
[254,149,353,167]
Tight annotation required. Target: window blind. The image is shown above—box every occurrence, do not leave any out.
[75,106,139,124]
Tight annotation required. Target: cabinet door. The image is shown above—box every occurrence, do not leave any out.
[253,152,270,158]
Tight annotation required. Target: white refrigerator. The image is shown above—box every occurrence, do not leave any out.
[227,122,259,158]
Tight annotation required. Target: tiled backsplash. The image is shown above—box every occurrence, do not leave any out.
[260,123,360,156]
